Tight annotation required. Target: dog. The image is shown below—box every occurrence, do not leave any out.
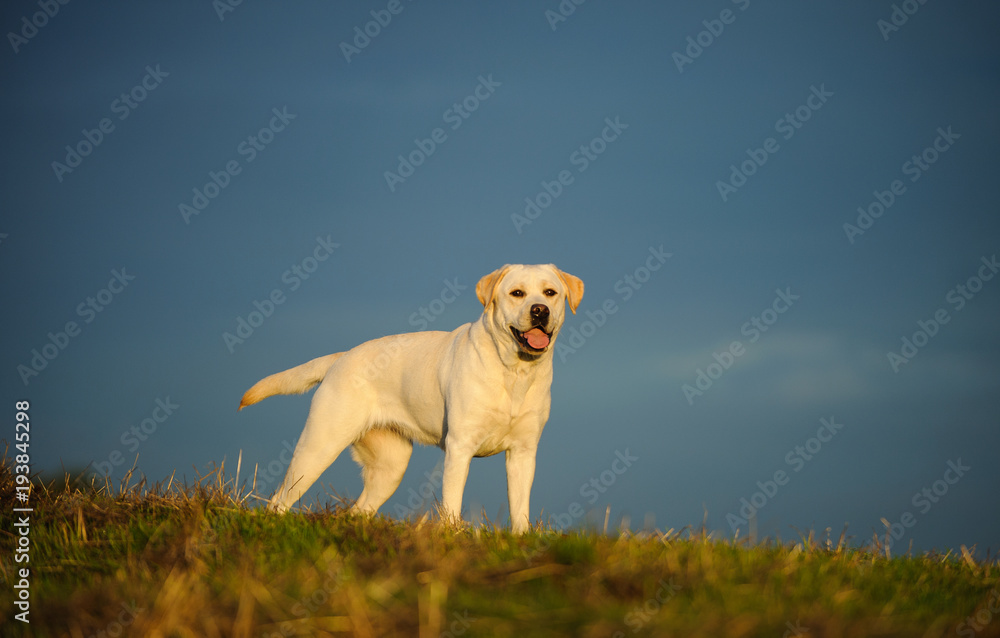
[239,264,584,533]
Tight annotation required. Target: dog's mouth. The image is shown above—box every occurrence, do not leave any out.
[510,326,552,352]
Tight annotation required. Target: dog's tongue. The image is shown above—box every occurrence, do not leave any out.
[524,328,549,349]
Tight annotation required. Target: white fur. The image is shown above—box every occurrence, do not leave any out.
[239,264,584,533]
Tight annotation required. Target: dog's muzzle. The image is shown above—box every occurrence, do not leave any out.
[510,304,552,352]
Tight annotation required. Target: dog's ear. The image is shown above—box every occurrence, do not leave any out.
[555,268,584,314]
[476,265,513,309]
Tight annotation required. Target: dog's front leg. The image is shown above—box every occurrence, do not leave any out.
[505,446,537,534]
[440,442,474,526]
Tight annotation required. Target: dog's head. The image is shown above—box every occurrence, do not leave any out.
[476,264,584,358]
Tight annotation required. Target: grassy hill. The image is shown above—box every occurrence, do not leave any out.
[1,455,998,637]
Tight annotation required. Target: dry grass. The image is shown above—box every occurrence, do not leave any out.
[1,449,998,637]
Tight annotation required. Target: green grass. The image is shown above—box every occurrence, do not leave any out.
[1,453,998,638]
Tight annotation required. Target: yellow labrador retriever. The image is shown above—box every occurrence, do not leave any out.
[239,264,583,533]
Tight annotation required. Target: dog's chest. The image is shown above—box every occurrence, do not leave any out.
[469,374,548,457]
[472,415,539,457]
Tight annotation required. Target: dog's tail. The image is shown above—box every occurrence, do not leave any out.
[238,352,345,410]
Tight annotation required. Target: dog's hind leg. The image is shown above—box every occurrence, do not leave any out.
[268,387,367,512]
[350,427,413,514]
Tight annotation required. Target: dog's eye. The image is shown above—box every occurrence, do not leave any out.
[509,289,524,297]
[543,288,557,297]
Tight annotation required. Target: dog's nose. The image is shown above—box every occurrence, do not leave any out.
[530,304,549,326]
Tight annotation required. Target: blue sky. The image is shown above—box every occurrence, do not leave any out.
[2,1,998,554]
